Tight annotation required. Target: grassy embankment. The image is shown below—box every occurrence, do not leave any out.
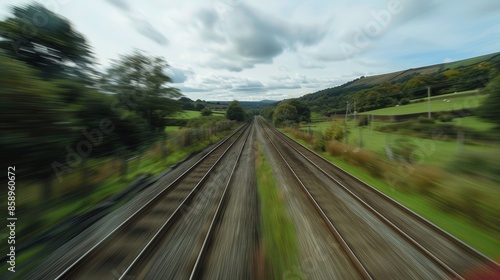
[255,142,301,279]
[303,118,498,168]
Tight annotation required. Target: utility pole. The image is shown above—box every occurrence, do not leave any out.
[353,101,357,126]
[427,86,431,119]
[359,126,363,148]
[345,101,349,144]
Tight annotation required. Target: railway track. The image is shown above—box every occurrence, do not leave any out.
[258,117,499,279]
[44,123,250,279]
[122,121,253,279]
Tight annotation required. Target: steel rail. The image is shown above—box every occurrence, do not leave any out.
[188,120,253,280]
[118,122,252,279]
[261,118,466,279]
[259,119,373,280]
[55,123,248,280]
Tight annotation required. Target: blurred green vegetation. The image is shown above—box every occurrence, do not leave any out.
[255,142,301,279]
[0,3,244,273]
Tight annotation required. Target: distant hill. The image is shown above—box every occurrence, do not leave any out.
[210,100,278,109]
[298,52,500,115]
[346,52,500,88]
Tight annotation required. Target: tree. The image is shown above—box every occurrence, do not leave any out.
[477,75,500,128]
[273,102,298,127]
[260,106,274,121]
[201,108,212,116]
[0,4,94,80]
[195,103,206,111]
[0,55,77,199]
[226,100,245,121]
[103,51,182,131]
[288,99,311,122]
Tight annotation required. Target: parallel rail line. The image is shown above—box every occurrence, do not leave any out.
[53,123,249,279]
[259,117,498,279]
[266,118,500,276]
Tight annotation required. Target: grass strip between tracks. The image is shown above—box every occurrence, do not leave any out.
[282,131,500,261]
[255,141,302,279]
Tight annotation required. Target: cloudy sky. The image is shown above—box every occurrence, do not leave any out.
[1,0,499,101]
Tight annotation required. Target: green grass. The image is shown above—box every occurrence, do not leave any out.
[411,90,478,102]
[171,110,201,119]
[165,125,180,132]
[255,142,301,279]
[282,131,500,259]
[449,116,497,131]
[363,94,487,115]
[302,120,498,167]
[212,110,225,116]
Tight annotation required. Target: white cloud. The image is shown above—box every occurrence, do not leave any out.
[0,0,499,101]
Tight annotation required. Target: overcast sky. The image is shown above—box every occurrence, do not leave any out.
[1,0,499,101]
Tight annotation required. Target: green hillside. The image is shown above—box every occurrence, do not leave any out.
[364,91,486,116]
[298,52,500,115]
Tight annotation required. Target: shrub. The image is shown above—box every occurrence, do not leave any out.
[447,151,500,182]
[358,115,370,126]
[200,108,212,116]
[438,113,454,122]
[283,128,314,145]
[392,137,417,163]
[326,141,348,157]
[411,165,444,195]
[418,116,435,124]
[400,98,410,105]
[349,149,387,178]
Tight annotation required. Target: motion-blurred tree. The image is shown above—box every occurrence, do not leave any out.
[103,51,182,131]
[0,4,94,81]
[0,55,77,199]
[477,75,500,129]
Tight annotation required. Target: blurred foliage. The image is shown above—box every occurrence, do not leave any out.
[447,151,500,183]
[200,107,212,116]
[477,75,500,129]
[392,137,418,164]
[102,50,182,132]
[0,54,76,189]
[0,4,94,81]
[0,4,184,200]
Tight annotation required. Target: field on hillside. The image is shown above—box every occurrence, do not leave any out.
[361,93,487,115]
[172,110,202,119]
[411,90,478,102]
[302,120,498,167]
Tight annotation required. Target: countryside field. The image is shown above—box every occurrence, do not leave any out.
[362,93,487,115]
[302,118,498,167]
[284,125,500,258]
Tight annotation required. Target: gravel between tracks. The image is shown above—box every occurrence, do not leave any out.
[202,123,259,280]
